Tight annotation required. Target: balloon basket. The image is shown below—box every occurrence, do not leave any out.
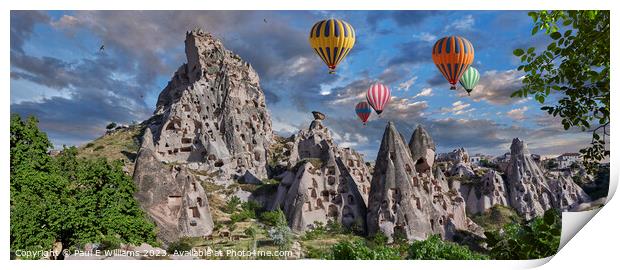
[450,85,456,90]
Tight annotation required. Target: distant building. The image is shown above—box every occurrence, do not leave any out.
[556,153,580,169]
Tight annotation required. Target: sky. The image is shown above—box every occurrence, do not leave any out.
[10,10,593,161]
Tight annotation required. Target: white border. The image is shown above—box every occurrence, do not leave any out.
[2,1,617,270]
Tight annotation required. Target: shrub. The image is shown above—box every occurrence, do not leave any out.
[259,209,287,227]
[166,238,193,254]
[224,196,241,214]
[106,122,117,130]
[485,209,561,259]
[407,235,487,260]
[85,142,95,148]
[330,239,401,260]
[94,145,105,151]
[268,223,292,251]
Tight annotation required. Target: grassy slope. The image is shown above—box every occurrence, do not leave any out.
[76,124,145,174]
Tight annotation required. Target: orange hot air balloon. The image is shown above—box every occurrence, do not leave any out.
[432,36,474,90]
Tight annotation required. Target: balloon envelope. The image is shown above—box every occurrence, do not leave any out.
[308,19,356,74]
[366,83,391,114]
[432,36,475,89]
[355,101,372,124]
[459,66,480,95]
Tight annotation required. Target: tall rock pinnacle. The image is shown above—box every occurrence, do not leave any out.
[367,122,479,241]
[132,29,273,242]
[150,29,273,180]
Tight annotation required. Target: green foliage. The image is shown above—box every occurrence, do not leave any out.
[259,209,287,227]
[268,222,292,251]
[485,209,561,259]
[407,235,488,260]
[301,221,328,240]
[166,238,193,254]
[106,122,117,130]
[513,11,609,174]
[10,115,157,257]
[329,239,401,260]
[93,145,105,151]
[470,205,523,232]
[224,196,241,214]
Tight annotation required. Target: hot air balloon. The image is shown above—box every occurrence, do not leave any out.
[355,101,372,125]
[366,83,391,115]
[459,66,480,95]
[308,19,356,74]
[432,36,474,90]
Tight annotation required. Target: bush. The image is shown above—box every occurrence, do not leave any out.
[268,223,292,251]
[407,235,487,260]
[330,239,401,260]
[259,209,287,227]
[94,145,105,151]
[106,122,117,130]
[166,238,193,254]
[85,142,95,148]
[485,209,561,259]
[224,196,241,214]
[301,221,327,240]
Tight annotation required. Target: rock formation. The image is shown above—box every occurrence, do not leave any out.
[504,138,555,220]
[133,129,214,243]
[548,175,591,210]
[460,170,510,215]
[133,29,274,242]
[151,29,272,181]
[408,125,436,174]
[367,122,479,242]
[272,112,371,233]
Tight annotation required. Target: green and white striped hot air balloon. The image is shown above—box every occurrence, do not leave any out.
[459,66,480,95]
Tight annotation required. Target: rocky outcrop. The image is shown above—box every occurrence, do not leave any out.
[272,113,371,233]
[460,170,510,215]
[132,29,275,242]
[133,128,214,243]
[150,28,272,181]
[548,175,591,210]
[367,122,479,242]
[408,125,436,174]
[504,138,555,220]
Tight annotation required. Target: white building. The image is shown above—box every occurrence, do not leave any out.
[556,153,580,169]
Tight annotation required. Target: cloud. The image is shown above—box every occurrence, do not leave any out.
[440,101,474,115]
[388,40,434,66]
[397,76,417,91]
[412,88,433,99]
[366,11,439,30]
[445,15,475,32]
[460,69,525,105]
[506,106,529,121]
[413,32,437,43]
[10,11,50,53]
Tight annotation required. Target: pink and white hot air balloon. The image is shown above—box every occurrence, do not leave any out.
[366,83,391,115]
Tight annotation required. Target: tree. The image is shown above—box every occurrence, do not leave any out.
[512,11,609,174]
[10,115,157,258]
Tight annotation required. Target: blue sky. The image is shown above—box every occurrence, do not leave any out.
[10,10,592,160]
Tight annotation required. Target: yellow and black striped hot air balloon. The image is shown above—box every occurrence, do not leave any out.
[432,36,475,90]
[309,19,356,74]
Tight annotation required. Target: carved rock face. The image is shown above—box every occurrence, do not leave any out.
[150,29,273,181]
[133,29,274,242]
[272,115,371,233]
[408,125,436,174]
[367,122,478,242]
